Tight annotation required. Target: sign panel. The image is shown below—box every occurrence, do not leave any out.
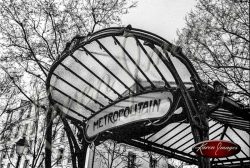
[86,91,173,138]
[192,140,241,158]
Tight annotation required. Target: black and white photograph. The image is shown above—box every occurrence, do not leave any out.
[0,0,249,168]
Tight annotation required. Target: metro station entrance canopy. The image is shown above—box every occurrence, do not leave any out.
[46,26,250,168]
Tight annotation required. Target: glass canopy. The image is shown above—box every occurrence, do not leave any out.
[46,26,250,167]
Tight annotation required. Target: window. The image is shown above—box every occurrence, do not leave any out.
[54,117,59,125]
[57,149,64,165]
[10,145,15,157]
[149,157,157,168]
[37,139,42,147]
[23,124,28,136]
[0,134,5,140]
[2,151,6,158]
[20,100,29,106]
[40,125,44,133]
[23,160,29,168]
[19,109,25,119]
[60,131,65,142]
[6,111,11,122]
[26,107,31,118]
[28,140,33,154]
[15,125,20,138]
[40,152,45,167]
[38,164,44,168]
[128,152,136,168]
[73,125,77,133]
[52,130,56,138]
[67,157,72,163]
[30,122,36,135]
[9,126,13,135]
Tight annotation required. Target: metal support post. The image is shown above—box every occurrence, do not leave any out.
[60,114,89,168]
[45,106,53,168]
[15,155,21,168]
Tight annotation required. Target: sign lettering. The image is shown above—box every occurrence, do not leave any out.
[85,91,173,138]
[192,140,241,158]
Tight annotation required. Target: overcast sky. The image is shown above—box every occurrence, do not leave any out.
[121,0,197,42]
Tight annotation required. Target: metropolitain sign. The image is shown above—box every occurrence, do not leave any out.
[85,91,173,139]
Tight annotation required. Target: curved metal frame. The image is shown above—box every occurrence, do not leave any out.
[45,26,250,168]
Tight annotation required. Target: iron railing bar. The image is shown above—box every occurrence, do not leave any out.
[175,120,217,150]
[210,146,236,163]
[225,122,250,127]
[213,109,248,118]
[149,44,199,124]
[145,44,204,131]
[52,73,104,107]
[211,112,248,120]
[145,125,166,141]
[230,126,250,148]
[208,120,220,127]
[211,158,228,166]
[180,142,196,153]
[218,158,226,166]
[82,47,135,94]
[112,36,156,88]
[209,125,225,136]
[208,121,223,130]
[220,125,228,140]
[136,137,197,159]
[50,85,95,114]
[147,121,184,142]
[60,63,113,102]
[212,117,250,124]
[212,118,250,126]
[211,126,229,164]
[95,39,145,91]
[161,125,190,146]
[149,120,186,142]
[214,109,232,113]
[168,130,192,148]
[181,125,224,152]
[225,133,247,158]
[211,116,250,126]
[212,117,249,124]
[146,94,182,140]
[146,45,175,78]
[53,100,87,119]
[210,133,221,140]
[135,37,171,88]
[70,54,122,98]
[211,158,248,165]
[212,157,250,164]
[216,121,250,128]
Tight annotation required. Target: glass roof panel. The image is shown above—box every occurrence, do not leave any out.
[56,104,85,120]
[169,54,192,83]
[51,89,92,117]
[144,45,175,84]
[48,29,196,120]
[147,122,184,142]
[83,41,138,95]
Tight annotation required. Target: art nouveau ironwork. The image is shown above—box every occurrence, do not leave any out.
[46,26,250,168]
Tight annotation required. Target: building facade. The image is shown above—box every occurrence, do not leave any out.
[0,99,185,168]
[0,100,73,168]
